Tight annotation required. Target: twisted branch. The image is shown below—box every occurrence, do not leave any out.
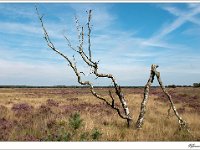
[36,7,132,127]
[71,10,131,126]
[154,67,189,131]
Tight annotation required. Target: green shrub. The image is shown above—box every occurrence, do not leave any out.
[69,112,83,130]
[91,128,102,141]
[44,113,102,141]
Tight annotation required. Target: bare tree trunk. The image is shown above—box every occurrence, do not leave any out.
[36,6,188,130]
[136,64,189,131]
[136,64,156,128]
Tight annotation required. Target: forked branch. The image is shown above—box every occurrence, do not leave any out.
[36,7,132,127]
[136,64,189,132]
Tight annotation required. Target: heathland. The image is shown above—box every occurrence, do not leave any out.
[0,87,199,141]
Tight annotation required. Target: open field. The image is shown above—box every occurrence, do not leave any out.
[0,87,199,141]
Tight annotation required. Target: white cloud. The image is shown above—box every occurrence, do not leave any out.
[162,5,200,26]
[144,4,200,48]
[0,20,73,41]
[69,3,116,31]
[0,3,199,86]
[0,22,41,35]
[0,59,78,86]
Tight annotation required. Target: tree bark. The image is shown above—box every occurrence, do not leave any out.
[136,64,156,128]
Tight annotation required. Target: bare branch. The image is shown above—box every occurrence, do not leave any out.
[75,15,81,43]
[70,18,132,125]
[154,67,189,131]
[63,35,79,52]
[87,10,92,60]
[36,6,132,126]
[109,90,115,107]
[80,26,84,49]
[83,58,132,126]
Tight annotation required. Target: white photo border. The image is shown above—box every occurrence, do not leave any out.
[0,0,199,149]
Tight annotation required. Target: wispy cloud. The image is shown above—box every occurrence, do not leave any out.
[143,4,200,48]
[162,4,200,26]
[0,22,41,35]
[182,27,200,36]
[69,3,116,31]
[0,3,199,86]
[0,3,35,20]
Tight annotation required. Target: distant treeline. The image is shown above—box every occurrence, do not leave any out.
[193,83,200,87]
[166,85,192,88]
[0,85,86,88]
[0,84,197,88]
[166,83,200,88]
[0,85,145,88]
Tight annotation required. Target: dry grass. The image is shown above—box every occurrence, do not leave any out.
[0,87,199,141]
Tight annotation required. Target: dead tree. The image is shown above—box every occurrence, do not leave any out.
[36,7,132,127]
[36,7,189,131]
[136,64,189,131]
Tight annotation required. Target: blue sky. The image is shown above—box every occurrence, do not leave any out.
[0,3,200,86]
